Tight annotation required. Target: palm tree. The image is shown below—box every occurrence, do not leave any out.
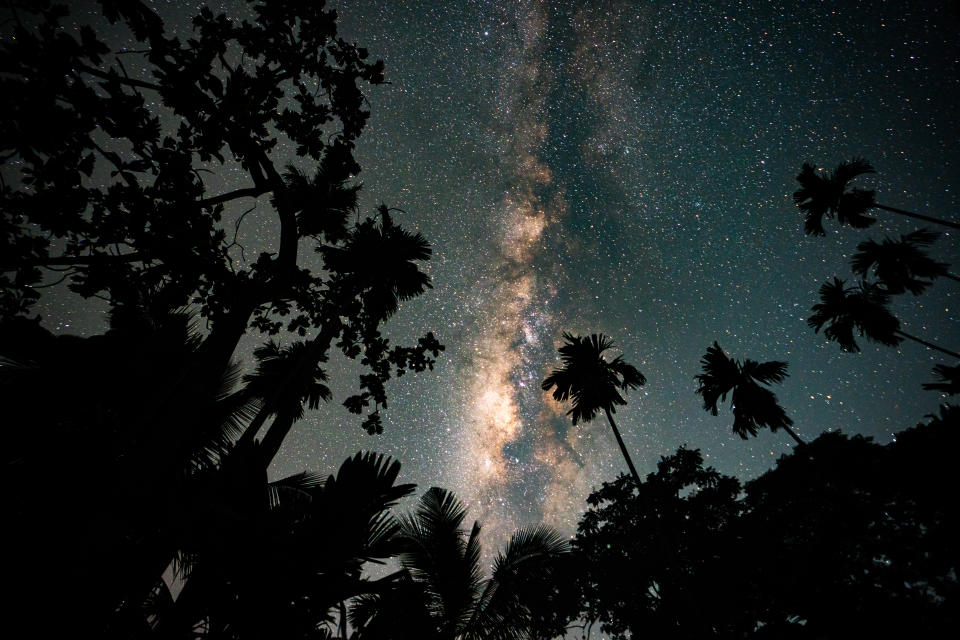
[793,159,959,235]
[695,342,803,445]
[236,338,332,465]
[808,277,960,358]
[320,205,433,323]
[850,228,958,295]
[542,333,646,485]
[158,451,417,639]
[352,487,568,640]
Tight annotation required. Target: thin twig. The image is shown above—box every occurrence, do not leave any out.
[33,270,75,288]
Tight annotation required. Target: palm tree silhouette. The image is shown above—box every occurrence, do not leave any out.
[542,333,645,485]
[808,277,960,358]
[236,339,332,465]
[352,487,568,640]
[321,205,433,323]
[695,342,803,445]
[158,451,416,638]
[793,159,959,235]
[850,228,958,295]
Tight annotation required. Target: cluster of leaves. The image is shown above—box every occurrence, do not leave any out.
[565,410,960,639]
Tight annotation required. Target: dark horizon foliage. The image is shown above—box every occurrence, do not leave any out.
[565,408,960,639]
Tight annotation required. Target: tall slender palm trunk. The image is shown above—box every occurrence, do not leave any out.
[873,203,960,231]
[894,330,960,359]
[604,408,642,486]
[780,424,805,446]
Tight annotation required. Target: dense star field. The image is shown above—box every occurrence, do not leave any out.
[43,0,959,547]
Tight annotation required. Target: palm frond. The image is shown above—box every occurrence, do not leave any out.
[832,157,875,184]
[744,359,789,386]
[923,363,960,395]
[470,526,568,640]
[268,470,325,509]
[398,488,482,635]
[695,342,738,415]
[731,382,793,439]
[851,229,948,295]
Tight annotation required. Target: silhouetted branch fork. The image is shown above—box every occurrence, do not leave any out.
[895,330,960,359]
[873,204,960,230]
[197,186,271,208]
[1,252,149,271]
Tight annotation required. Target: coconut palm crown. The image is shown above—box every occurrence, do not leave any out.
[850,229,954,295]
[793,158,878,235]
[351,487,568,640]
[808,278,901,352]
[695,342,801,443]
[542,333,646,426]
[793,158,960,234]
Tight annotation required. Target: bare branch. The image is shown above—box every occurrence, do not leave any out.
[196,186,270,208]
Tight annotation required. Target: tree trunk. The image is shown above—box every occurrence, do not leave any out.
[781,424,805,446]
[894,330,960,359]
[603,407,642,487]
[873,203,960,230]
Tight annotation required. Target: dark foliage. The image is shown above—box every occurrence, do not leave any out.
[567,410,960,639]
[542,333,646,426]
[351,487,570,640]
[0,0,442,434]
[2,1,443,636]
[924,363,960,395]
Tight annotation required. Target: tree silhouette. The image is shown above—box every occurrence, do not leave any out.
[850,228,958,295]
[235,339,332,465]
[542,333,646,485]
[793,159,959,235]
[695,341,803,445]
[2,1,444,634]
[0,0,441,436]
[570,448,746,640]
[567,421,960,639]
[809,277,960,358]
[352,487,568,640]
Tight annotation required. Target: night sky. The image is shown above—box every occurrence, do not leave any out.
[43,0,959,548]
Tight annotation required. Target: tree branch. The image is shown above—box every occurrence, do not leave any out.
[76,63,163,91]
[196,186,270,208]
[2,252,149,271]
